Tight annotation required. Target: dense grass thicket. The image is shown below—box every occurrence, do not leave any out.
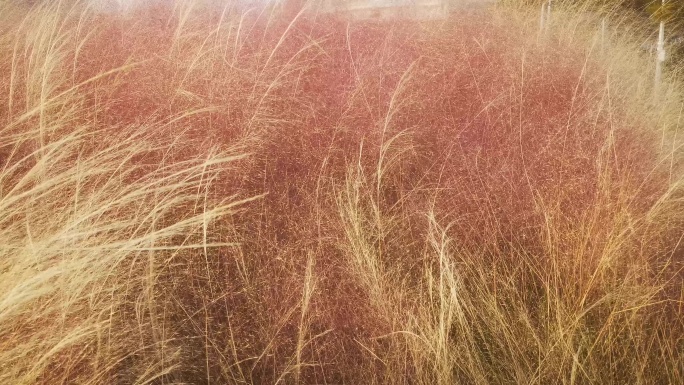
[1,1,683,384]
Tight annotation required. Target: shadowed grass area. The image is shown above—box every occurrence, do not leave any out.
[0,1,683,384]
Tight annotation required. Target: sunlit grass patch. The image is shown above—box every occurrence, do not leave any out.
[0,1,682,384]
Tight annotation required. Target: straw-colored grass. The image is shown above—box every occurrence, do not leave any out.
[1,0,682,384]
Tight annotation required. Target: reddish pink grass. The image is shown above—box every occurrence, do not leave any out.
[1,2,682,384]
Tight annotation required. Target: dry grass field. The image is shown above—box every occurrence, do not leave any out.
[0,0,682,384]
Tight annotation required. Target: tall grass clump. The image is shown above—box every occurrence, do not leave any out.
[1,0,682,384]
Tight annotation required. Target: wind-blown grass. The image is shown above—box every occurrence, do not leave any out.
[1,0,682,384]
